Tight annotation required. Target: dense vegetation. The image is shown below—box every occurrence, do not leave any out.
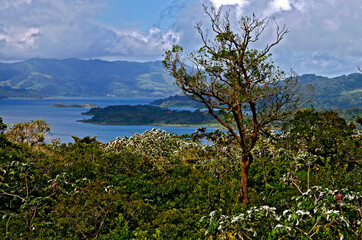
[80,105,218,126]
[0,108,361,239]
[300,73,362,109]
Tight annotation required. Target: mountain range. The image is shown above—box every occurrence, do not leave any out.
[299,73,361,109]
[0,58,360,109]
[0,58,177,98]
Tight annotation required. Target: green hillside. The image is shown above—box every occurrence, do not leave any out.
[152,73,362,110]
[299,73,362,109]
[150,95,204,108]
[0,58,361,108]
[0,58,177,97]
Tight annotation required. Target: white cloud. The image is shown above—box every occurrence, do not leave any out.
[0,0,181,61]
[0,26,41,61]
[164,0,362,76]
[210,0,247,8]
[0,0,360,76]
[0,0,32,10]
[16,27,41,49]
[104,27,180,59]
[268,0,362,75]
[272,0,291,11]
[262,0,292,15]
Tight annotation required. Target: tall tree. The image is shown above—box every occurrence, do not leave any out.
[163,6,310,204]
[0,117,6,134]
[6,119,50,146]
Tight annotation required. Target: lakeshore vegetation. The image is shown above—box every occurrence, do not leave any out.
[0,7,361,240]
[0,109,361,239]
[80,105,219,126]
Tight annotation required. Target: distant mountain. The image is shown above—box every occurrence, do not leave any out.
[299,73,361,109]
[151,73,362,110]
[0,86,45,99]
[0,58,360,109]
[150,95,204,108]
[0,58,178,98]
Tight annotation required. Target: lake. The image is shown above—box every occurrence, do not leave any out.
[0,97,218,143]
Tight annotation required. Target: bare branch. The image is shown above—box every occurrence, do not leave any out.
[0,189,26,202]
[163,7,306,205]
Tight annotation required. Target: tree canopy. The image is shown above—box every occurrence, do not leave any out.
[164,6,311,204]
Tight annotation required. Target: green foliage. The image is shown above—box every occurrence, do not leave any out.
[0,118,12,148]
[202,187,361,239]
[50,180,122,239]
[81,105,218,126]
[0,114,360,239]
[299,73,362,109]
[102,213,132,240]
[164,7,310,205]
[5,120,50,146]
[282,109,355,158]
[336,107,362,123]
[0,117,6,134]
[0,160,55,240]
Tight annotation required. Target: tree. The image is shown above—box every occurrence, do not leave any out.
[282,109,355,159]
[0,117,12,148]
[356,115,362,125]
[6,119,50,146]
[0,117,6,134]
[163,6,310,204]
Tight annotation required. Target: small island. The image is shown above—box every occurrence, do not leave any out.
[79,104,219,126]
[51,103,98,108]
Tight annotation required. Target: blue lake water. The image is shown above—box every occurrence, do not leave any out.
[0,97,218,143]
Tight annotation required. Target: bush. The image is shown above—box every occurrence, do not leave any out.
[202,186,361,239]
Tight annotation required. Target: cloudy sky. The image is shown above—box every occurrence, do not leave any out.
[0,0,361,76]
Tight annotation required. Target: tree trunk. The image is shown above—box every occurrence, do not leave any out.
[241,153,252,205]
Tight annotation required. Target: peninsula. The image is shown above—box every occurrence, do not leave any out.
[79,105,219,126]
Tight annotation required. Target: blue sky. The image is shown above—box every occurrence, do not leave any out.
[97,0,176,30]
[0,0,361,76]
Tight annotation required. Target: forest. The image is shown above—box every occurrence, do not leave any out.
[0,109,361,239]
[1,6,361,240]
[80,105,218,126]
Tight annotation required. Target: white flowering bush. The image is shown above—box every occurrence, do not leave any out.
[105,128,204,166]
[202,186,361,239]
[105,128,242,172]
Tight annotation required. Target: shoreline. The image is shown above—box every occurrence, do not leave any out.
[78,120,221,127]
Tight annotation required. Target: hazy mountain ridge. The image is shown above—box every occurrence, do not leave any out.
[0,58,360,109]
[0,58,177,97]
[299,73,362,109]
[151,74,362,109]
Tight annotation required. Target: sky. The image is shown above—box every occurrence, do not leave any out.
[0,0,361,76]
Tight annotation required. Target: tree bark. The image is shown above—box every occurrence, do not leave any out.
[241,153,252,205]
